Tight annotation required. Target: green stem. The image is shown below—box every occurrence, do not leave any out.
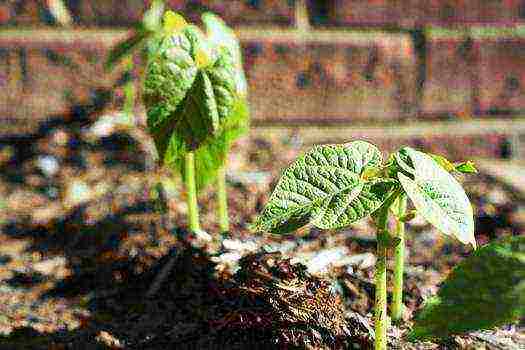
[184,151,200,232]
[123,57,135,124]
[217,165,229,233]
[392,194,407,322]
[375,207,389,350]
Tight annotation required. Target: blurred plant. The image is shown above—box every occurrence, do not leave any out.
[142,11,248,232]
[252,142,476,350]
[409,235,525,341]
[106,2,249,233]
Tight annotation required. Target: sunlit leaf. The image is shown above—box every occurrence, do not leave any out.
[409,236,525,341]
[455,161,478,174]
[144,20,240,190]
[253,142,397,234]
[397,147,475,247]
[429,154,456,172]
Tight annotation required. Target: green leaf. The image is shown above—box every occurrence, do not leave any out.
[253,142,397,234]
[409,236,525,341]
[455,160,478,174]
[397,147,475,247]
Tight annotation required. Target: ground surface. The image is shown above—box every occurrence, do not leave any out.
[0,114,523,349]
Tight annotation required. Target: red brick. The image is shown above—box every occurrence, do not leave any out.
[373,134,508,159]
[321,1,524,27]
[243,34,416,122]
[70,1,294,27]
[420,29,474,117]
[0,46,129,135]
[474,31,525,114]
[164,0,295,26]
[408,0,523,25]
[323,0,402,27]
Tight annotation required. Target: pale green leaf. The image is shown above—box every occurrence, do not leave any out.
[397,147,475,247]
[253,142,397,234]
[409,236,525,341]
[202,12,248,97]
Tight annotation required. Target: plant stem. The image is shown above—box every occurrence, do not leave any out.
[217,165,229,233]
[123,57,136,124]
[184,151,200,232]
[392,194,407,322]
[375,207,390,350]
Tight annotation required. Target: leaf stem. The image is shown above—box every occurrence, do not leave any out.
[217,165,229,233]
[392,194,407,322]
[184,151,200,232]
[375,205,390,350]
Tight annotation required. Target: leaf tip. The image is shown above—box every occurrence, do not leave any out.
[163,11,188,34]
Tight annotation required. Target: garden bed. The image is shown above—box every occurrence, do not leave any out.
[0,115,523,349]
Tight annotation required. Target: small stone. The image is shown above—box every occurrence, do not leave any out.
[95,331,123,349]
[32,257,66,276]
[299,247,349,274]
[65,180,92,208]
[222,239,258,252]
[487,188,509,205]
[37,155,60,177]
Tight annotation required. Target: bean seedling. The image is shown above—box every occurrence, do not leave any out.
[253,141,476,350]
[108,3,249,233]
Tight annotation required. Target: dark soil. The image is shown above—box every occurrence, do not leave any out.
[0,114,523,349]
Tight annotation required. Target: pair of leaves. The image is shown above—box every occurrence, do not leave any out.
[252,141,398,234]
[409,235,525,341]
[144,12,249,190]
[254,143,475,252]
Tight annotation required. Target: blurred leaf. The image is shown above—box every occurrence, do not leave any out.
[253,142,397,234]
[105,26,150,71]
[143,0,165,31]
[397,147,476,247]
[409,236,525,341]
[145,21,240,191]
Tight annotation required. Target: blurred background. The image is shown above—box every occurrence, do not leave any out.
[0,1,524,348]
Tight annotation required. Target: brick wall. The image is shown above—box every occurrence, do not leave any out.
[0,0,525,158]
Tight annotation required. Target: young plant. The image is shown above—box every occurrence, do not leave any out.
[142,11,248,232]
[409,235,525,341]
[252,141,476,350]
[390,153,477,322]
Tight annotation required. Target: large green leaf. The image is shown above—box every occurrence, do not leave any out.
[144,26,235,160]
[397,147,475,247]
[409,236,525,341]
[253,142,397,234]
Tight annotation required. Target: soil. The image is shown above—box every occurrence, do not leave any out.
[0,113,523,349]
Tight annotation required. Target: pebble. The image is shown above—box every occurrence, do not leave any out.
[298,247,349,274]
[32,257,66,276]
[222,238,258,252]
[65,180,92,208]
[37,155,60,177]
